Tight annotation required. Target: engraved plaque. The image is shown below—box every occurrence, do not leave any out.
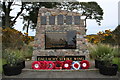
[74,16,80,25]
[57,15,63,25]
[49,16,55,25]
[66,16,72,25]
[41,16,47,25]
[45,31,76,49]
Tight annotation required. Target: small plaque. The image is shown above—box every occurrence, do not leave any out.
[41,16,47,25]
[49,16,55,25]
[66,16,72,25]
[74,16,80,25]
[57,15,63,25]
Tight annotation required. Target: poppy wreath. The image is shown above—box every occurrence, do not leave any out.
[44,61,49,69]
[72,61,81,70]
[54,61,63,69]
[47,61,55,70]
[32,61,41,70]
[39,61,46,69]
[63,60,73,69]
[80,60,90,69]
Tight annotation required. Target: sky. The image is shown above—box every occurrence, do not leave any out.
[11,0,120,36]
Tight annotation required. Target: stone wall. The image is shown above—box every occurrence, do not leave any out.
[33,8,89,60]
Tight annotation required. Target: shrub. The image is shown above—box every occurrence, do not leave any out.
[0,58,2,73]
[89,44,113,60]
[2,28,34,50]
[21,44,33,60]
[86,29,115,45]
[112,47,120,57]
[0,58,7,73]
[23,33,34,44]
[111,46,120,71]
[2,49,25,66]
[89,44,120,67]
[2,27,24,50]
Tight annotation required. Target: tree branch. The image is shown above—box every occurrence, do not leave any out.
[10,2,24,26]
[2,2,6,13]
[8,2,13,9]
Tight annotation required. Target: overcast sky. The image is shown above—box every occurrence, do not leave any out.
[82,0,120,35]
[11,0,120,36]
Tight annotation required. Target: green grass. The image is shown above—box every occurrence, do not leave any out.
[112,57,120,72]
[0,58,7,73]
[0,58,2,73]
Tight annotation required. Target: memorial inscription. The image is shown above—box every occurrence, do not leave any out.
[57,15,64,25]
[41,16,47,25]
[37,56,85,61]
[49,16,55,25]
[66,16,72,25]
[74,16,80,25]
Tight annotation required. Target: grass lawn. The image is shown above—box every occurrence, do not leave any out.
[0,58,7,73]
[0,58,2,73]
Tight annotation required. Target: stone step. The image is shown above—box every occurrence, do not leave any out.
[22,68,99,72]
[3,70,119,79]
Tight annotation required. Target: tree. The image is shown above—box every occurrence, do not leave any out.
[0,1,2,27]
[2,1,103,33]
[22,2,60,33]
[1,1,60,32]
[80,2,103,27]
[21,2,104,33]
[58,2,103,27]
[112,25,120,46]
[2,1,27,28]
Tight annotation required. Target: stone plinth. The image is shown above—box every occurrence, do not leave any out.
[33,8,89,61]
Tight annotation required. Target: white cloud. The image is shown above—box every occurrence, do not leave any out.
[84,0,120,35]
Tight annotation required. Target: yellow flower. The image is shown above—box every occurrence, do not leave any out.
[103,34,109,36]
[94,40,99,44]
[24,32,28,35]
[97,31,103,35]
[105,29,111,33]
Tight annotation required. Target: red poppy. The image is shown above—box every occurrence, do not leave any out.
[63,60,73,69]
[39,61,46,69]
[80,60,90,69]
[44,61,49,69]
[47,61,55,70]
[32,61,41,70]
[54,61,63,69]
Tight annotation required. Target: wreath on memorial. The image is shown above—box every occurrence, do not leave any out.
[32,61,41,70]
[39,61,46,69]
[54,61,63,69]
[44,61,49,69]
[63,60,73,69]
[48,61,55,70]
[32,60,90,70]
[80,60,90,69]
[72,61,81,70]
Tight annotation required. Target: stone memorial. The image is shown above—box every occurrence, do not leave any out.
[33,8,89,61]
